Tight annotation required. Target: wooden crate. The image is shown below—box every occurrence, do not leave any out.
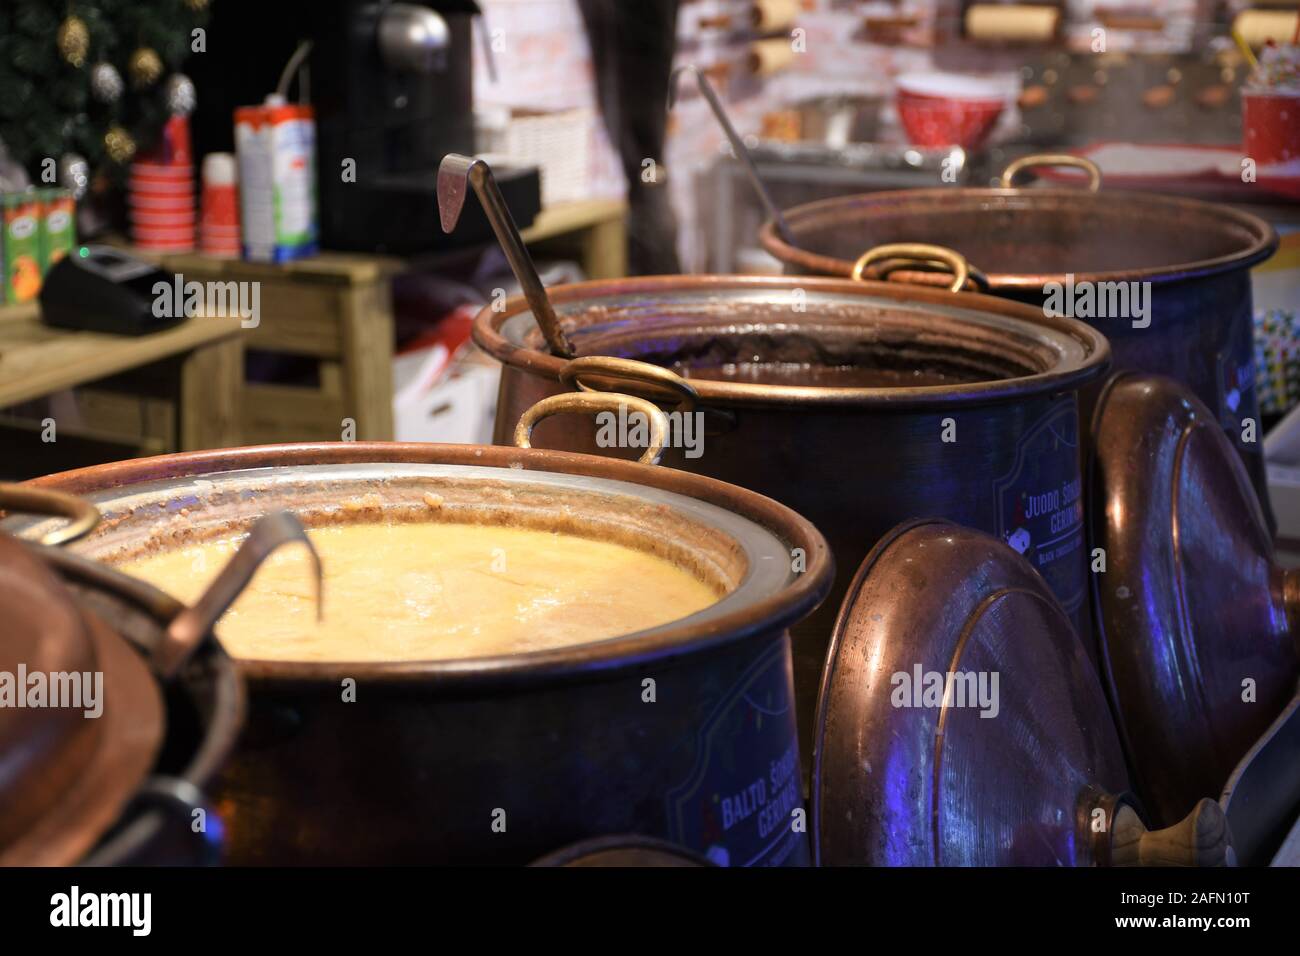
[156,251,398,443]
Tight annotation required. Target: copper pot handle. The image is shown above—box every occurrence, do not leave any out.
[0,483,100,546]
[558,356,699,412]
[850,243,972,293]
[999,153,1102,191]
[1109,799,1232,867]
[514,392,672,466]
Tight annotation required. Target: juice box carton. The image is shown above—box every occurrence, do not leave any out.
[3,192,44,303]
[234,95,318,262]
[39,188,76,270]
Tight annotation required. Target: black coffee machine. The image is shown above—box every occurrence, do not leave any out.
[313,0,539,252]
[189,0,540,254]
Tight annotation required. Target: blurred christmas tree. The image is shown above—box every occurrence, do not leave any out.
[0,0,208,182]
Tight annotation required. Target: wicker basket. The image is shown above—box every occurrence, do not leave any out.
[475,106,593,207]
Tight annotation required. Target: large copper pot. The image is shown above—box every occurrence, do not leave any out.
[757,156,1279,522]
[473,273,1110,760]
[18,430,832,866]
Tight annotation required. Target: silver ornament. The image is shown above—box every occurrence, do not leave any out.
[0,138,32,193]
[57,153,90,200]
[90,62,125,103]
[164,73,197,116]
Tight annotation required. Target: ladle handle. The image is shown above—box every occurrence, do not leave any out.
[670,64,793,244]
[850,243,976,293]
[158,511,322,679]
[1110,799,1232,867]
[514,392,672,466]
[437,153,574,358]
[0,483,100,546]
[1000,153,1102,191]
[559,356,699,412]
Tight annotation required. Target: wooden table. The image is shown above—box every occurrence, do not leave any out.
[519,198,628,280]
[147,200,627,445]
[18,199,628,459]
[151,251,400,444]
[0,302,243,476]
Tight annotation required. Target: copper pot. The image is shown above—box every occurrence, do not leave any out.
[474,272,1110,762]
[19,420,832,866]
[758,155,1279,523]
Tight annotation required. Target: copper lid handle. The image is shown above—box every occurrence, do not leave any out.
[1109,799,1232,867]
[559,356,699,412]
[850,243,972,293]
[1000,153,1102,191]
[0,483,100,546]
[514,392,671,466]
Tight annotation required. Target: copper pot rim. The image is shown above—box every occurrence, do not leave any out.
[472,274,1111,409]
[26,441,834,691]
[757,187,1280,289]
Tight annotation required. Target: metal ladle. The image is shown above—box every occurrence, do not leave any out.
[157,511,322,679]
[669,64,793,245]
[437,153,574,358]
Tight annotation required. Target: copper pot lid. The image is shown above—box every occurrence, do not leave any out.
[0,524,164,865]
[1090,372,1300,827]
[813,518,1230,866]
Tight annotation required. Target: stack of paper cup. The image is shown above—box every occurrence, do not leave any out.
[129,116,194,252]
[200,153,240,258]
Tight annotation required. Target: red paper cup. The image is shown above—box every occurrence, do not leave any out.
[1243,88,1300,198]
[132,212,198,228]
[134,117,192,167]
[200,184,239,224]
[1243,91,1294,165]
[133,225,195,242]
[135,242,195,253]
[130,178,194,195]
[129,193,194,208]
[131,163,193,179]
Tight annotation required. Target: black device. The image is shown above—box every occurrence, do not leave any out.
[187,0,541,255]
[313,0,540,253]
[38,247,184,336]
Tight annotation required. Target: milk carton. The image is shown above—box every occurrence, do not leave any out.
[234,95,318,262]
